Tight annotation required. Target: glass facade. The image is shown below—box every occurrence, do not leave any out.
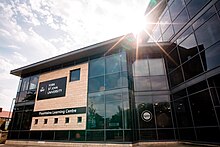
[9,0,220,145]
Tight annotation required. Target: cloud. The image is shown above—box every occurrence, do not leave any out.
[0,0,148,110]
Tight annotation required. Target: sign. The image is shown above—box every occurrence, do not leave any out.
[32,107,86,117]
[37,77,67,100]
[141,110,152,122]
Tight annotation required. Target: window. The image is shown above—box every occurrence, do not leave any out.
[70,69,80,81]
[54,118,58,124]
[44,119,48,124]
[77,117,82,123]
[65,117,69,123]
[34,119,38,125]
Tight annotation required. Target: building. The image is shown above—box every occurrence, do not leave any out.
[7,0,220,146]
[0,108,12,131]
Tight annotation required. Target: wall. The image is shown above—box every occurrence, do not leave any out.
[31,62,88,130]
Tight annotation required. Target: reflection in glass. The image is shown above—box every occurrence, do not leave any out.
[133,60,149,76]
[173,9,189,33]
[20,77,30,91]
[149,59,165,75]
[178,33,198,63]
[106,101,123,129]
[153,95,172,128]
[200,41,220,71]
[169,67,184,87]
[151,76,168,90]
[86,131,104,141]
[187,0,209,18]
[106,130,123,142]
[105,73,121,90]
[134,77,151,91]
[195,15,220,49]
[192,6,215,30]
[182,55,204,80]
[88,76,104,93]
[189,90,217,126]
[160,10,171,33]
[89,58,104,77]
[169,0,185,21]
[167,48,180,72]
[106,54,121,74]
[174,98,193,127]
[162,25,174,41]
[29,76,39,90]
[87,103,104,129]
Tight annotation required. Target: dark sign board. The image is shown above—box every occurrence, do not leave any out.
[32,107,86,117]
[37,77,67,100]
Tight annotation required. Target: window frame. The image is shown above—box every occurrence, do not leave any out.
[70,68,81,82]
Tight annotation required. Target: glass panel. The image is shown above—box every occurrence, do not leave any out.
[29,75,39,90]
[140,130,157,140]
[20,111,32,130]
[189,90,217,126]
[55,131,69,140]
[88,94,104,105]
[196,127,220,142]
[89,58,105,77]
[136,96,155,128]
[193,6,215,30]
[87,103,104,129]
[187,0,209,18]
[106,101,123,129]
[152,24,161,41]
[173,8,189,33]
[174,98,193,127]
[123,101,131,129]
[105,73,121,90]
[133,60,149,76]
[86,131,104,141]
[17,79,22,92]
[177,26,193,44]
[106,130,123,142]
[69,130,85,141]
[201,41,220,71]
[153,95,172,128]
[18,91,27,102]
[105,93,121,102]
[41,131,54,140]
[20,77,30,91]
[70,69,80,81]
[182,55,204,80]
[121,72,128,88]
[134,77,151,91]
[162,25,174,41]
[151,76,168,90]
[178,128,196,140]
[106,54,121,74]
[149,58,165,75]
[178,33,198,63]
[121,52,127,71]
[29,131,41,140]
[160,10,171,33]
[88,76,104,93]
[26,90,36,101]
[169,0,185,21]
[172,89,187,101]
[169,67,184,87]
[195,15,220,50]
[166,48,180,72]
[157,129,174,140]
[187,80,208,95]
[19,131,29,139]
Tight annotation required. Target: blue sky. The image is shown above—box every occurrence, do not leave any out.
[0,0,149,110]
